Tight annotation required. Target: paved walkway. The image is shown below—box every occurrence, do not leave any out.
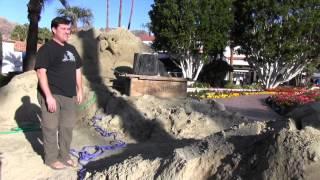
[215,95,282,122]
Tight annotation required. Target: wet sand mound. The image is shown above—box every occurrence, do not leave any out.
[85,118,320,180]
[95,94,249,142]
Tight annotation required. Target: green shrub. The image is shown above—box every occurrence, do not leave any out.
[224,81,242,89]
[242,83,263,90]
[0,74,13,87]
[191,82,211,88]
[188,90,208,98]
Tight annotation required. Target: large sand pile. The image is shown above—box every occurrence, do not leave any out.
[1,28,320,180]
[94,94,248,143]
[83,117,320,180]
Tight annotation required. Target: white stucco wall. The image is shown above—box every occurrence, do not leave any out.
[1,41,23,74]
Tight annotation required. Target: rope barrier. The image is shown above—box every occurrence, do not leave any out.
[70,115,126,180]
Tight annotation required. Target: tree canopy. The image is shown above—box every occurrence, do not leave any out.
[57,6,93,31]
[11,24,51,43]
[232,0,320,88]
[10,24,28,41]
[149,0,234,81]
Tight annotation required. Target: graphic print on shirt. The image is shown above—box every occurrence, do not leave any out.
[62,51,76,62]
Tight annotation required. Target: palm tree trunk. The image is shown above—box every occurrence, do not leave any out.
[106,0,109,30]
[127,0,134,30]
[72,18,78,32]
[118,0,122,27]
[0,32,2,74]
[24,0,42,72]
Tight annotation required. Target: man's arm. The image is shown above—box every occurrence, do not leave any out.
[36,68,57,112]
[76,68,83,104]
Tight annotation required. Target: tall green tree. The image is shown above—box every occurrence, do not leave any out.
[149,0,234,81]
[11,24,51,43]
[305,58,320,78]
[38,27,51,43]
[232,0,320,89]
[57,6,93,32]
[10,24,29,41]
[24,0,68,72]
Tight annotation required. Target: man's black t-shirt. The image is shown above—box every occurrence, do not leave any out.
[35,40,82,97]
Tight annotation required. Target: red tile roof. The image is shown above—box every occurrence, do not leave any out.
[14,41,42,52]
[137,34,155,42]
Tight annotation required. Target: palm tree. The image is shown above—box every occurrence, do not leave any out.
[57,6,93,32]
[0,32,2,74]
[118,0,122,27]
[24,0,68,72]
[106,0,109,30]
[127,0,134,30]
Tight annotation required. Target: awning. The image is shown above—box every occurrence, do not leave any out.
[312,73,320,78]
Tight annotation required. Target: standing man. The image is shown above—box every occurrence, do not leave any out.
[35,16,83,170]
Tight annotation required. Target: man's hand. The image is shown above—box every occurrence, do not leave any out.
[46,95,57,112]
[76,68,83,104]
[76,91,83,104]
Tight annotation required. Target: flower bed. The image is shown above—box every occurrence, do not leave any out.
[266,88,320,115]
[188,90,275,99]
[266,86,308,93]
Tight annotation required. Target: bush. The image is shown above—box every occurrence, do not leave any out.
[191,82,211,88]
[198,60,233,87]
[187,90,208,99]
[0,74,14,87]
[224,81,242,89]
[242,83,263,90]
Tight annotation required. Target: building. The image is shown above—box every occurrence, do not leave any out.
[1,40,42,74]
[1,40,24,74]
[136,33,155,46]
[223,46,256,85]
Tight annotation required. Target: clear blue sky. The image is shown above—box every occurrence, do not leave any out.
[0,0,154,30]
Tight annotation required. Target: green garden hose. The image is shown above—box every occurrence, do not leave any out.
[0,124,41,135]
[0,93,97,135]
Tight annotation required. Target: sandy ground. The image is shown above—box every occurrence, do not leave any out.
[1,95,320,180]
[0,93,248,180]
[1,29,320,180]
[0,126,126,180]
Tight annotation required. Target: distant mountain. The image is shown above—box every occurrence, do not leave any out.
[0,17,17,40]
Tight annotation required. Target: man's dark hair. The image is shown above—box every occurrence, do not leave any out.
[51,16,71,29]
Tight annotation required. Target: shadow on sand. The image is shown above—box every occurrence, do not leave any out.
[14,96,43,160]
[77,29,198,175]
